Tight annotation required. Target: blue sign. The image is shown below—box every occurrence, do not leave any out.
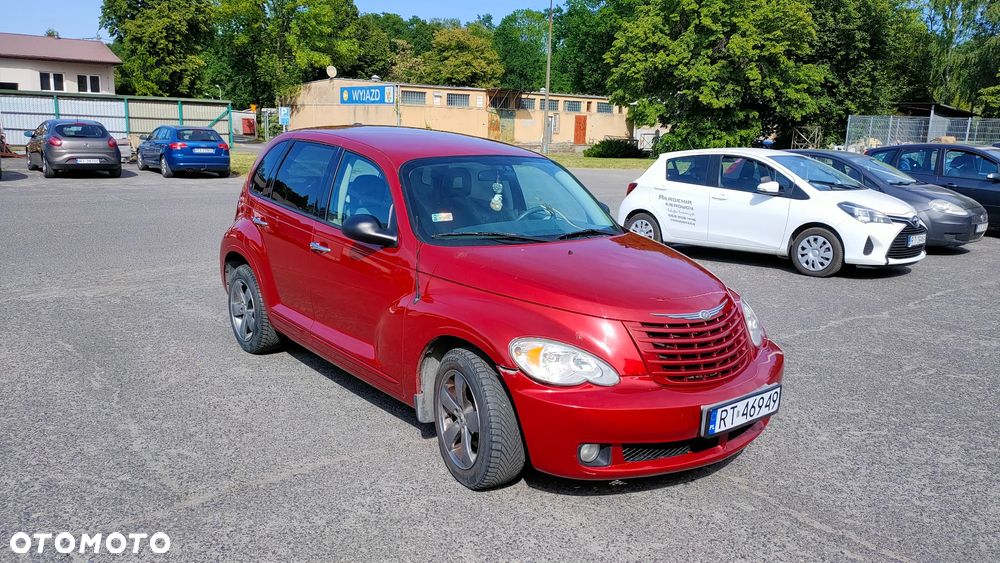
[278,106,291,126]
[340,85,395,105]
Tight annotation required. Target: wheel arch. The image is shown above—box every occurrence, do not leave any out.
[784,222,844,258]
[413,334,508,424]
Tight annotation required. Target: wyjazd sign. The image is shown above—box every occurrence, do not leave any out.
[340,85,395,105]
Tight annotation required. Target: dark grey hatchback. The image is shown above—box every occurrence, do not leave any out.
[793,149,989,247]
[25,119,122,178]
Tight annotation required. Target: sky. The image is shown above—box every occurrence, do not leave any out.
[0,1,555,40]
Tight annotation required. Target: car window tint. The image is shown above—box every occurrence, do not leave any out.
[177,128,221,142]
[251,141,289,195]
[328,152,393,229]
[897,148,938,174]
[944,150,999,179]
[666,155,712,186]
[870,150,895,164]
[270,142,338,216]
[720,156,793,193]
[55,124,107,138]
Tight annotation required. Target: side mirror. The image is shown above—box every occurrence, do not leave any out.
[139,134,149,141]
[757,180,781,194]
[987,172,1000,183]
[342,214,397,247]
[598,201,611,214]
[24,131,33,138]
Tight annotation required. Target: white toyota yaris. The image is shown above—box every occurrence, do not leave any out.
[618,148,927,277]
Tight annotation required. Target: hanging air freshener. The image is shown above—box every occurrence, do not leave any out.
[490,193,504,211]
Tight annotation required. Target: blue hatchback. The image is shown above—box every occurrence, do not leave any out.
[137,125,231,178]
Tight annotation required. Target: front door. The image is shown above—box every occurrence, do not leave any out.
[574,115,587,145]
[938,148,1000,227]
[309,151,413,391]
[708,156,792,251]
[894,146,939,184]
[654,154,713,241]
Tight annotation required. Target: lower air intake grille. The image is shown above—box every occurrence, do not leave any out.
[887,217,926,259]
[622,437,719,463]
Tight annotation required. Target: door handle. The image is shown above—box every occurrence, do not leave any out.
[309,242,331,253]
[711,192,728,200]
[251,216,269,227]
[945,183,958,188]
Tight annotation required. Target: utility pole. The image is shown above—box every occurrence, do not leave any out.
[541,0,554,155]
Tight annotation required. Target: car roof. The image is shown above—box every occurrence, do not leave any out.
[284,126,542,166]
[874,143,997,151]
[162,125,216,130]
[49,118,105,126]
[789,148,868,161]
[656,147,795,159]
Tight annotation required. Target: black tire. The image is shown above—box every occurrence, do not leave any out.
[160,155,174,178]
[790,227,843,277]
[218,169,231,178]
[624,211,663,243]
[434,348,525,490]
[108,167,122,178]
[137,152,148,171]
[226,264,282,354]
[26,150,38,171]
[42,155,56,178]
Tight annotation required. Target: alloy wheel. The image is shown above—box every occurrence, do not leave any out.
[629,219,655,239]
[437,370,481,470]
[229,279,256,342]
[797,235,834,272]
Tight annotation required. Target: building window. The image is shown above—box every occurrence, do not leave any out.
[40,72,64,91]
[0,82,17,91]
[433,93,442,106]
[517,98,535,110]
[400,90,426,105]
[564,100,582,112]
[597,102,613,114]
[544,99,559,111]
[78,75,101,93]
[446,93,470,107]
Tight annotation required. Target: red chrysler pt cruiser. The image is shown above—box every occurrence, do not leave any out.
[220,127,784,489]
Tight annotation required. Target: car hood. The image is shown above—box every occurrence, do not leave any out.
[418,233,731,321]
[884,183,985,211]
[814,187,916,216]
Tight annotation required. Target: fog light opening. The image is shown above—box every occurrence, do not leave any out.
[579,443,601,463]
[578,443,611,467]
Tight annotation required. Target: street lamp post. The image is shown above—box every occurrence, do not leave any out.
[541,0,554,155]
[215,84,222,100]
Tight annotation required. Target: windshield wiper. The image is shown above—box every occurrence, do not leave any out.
[432,231,549,243]
[556,228,619,240]
[811,180,861,190]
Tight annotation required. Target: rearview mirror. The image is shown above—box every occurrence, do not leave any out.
[757,180,780,194]
[139,134,149,141]
[342,214,397,247]
[987,172,1000,183]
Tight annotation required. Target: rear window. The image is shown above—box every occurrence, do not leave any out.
[177,128,221,142]
[55,124,107,138]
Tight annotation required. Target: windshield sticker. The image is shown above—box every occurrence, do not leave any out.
[432,212,453,223]
[659,195,696,226]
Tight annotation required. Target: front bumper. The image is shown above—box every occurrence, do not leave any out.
[505,339,784,480]
[919,210,988,247]
[842,220,925,266]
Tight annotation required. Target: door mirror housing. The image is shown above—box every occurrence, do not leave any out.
[24,131,33,138]
[342,214,397,247]
[987,172,1000,183]
[139,134,149,141]
[598,201,611,214]
[757,180,781,194]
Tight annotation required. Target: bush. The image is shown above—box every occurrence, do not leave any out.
[583,138,645,158]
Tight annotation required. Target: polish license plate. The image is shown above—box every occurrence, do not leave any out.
[975,223,988,233]
[701,385,781,437]
[193,148,215,154]
[76,158,100,164]
[908,233,926,247]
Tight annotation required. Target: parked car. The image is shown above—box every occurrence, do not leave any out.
[137,125,230,178]
[619,148,927,277]
[790,149,988,247]
[219,127,784,490]
[866,143,1000,230]
[24,119,121,178]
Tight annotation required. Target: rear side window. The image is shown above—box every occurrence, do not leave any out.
[328,152,393,229]
[251,141,289,195]
[666,155,712,186]
[177,128,221,142]
[270,142,339,217]
[897,148,938,174]
[55,124,107,138]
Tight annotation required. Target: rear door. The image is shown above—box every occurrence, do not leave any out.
[708,155,792,251]
[653,154,713,241]
[938,148,1000,226]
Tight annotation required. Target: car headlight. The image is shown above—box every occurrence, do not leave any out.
[741,301,764,347]
[509,338,620,386]
[838,202,893,224]
[928,199,967,216]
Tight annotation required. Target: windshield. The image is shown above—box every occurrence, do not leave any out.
[771,155,865,190]
[986,149,1000,162]
[55,123,107,138]
[177,128,222,142]
[859,157,918,185]
[400,156,620,244]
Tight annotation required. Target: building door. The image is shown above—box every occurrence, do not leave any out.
[487,112,501,140]
[574,115,587,144]
[499,110,515,143]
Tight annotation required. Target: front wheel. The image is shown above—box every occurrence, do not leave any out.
[625,212,662,243]
[137,152,148,170]
[434,348,525,490]
[791,227,843,277]
[227,264,282,354]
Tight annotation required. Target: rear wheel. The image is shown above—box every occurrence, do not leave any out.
[227,264,281,354]
[108,167,122,178]
[218,169,230,178]
[625,212,662,243]
[791,227,843,277]
[42,155,56,178]
[160,155,174,178]
[434,348,525,490]
[26,150,38,171]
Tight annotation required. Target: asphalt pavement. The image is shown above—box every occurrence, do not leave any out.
[0,158,997,561]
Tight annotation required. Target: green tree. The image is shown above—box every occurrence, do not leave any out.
[346,13,393,79]
[919,0,996,107]
[493,9,547,90]
[554,0,639,95]
[387,39,427,83]
[978,71,1000,116]
[607,0,824,150]
[421,27,503,88]
[101,0,213,97]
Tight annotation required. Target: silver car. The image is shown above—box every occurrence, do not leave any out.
[25,119,122,178]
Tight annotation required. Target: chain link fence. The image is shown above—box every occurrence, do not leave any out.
[845,114,1000,152]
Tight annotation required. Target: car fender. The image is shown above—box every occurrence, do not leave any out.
[219,216,279,307]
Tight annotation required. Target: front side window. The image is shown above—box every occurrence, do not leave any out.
[770,155,864,191]
[720,156,794,193]
[897,148,938,174]
[859,157,918,186]
[270,142,339,216]
[666,155,712,186]
[401,156,619,244]
[328,153,394,229]
[944,150,999,179]
[250,141,289,195]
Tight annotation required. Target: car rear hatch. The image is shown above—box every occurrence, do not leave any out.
[53,123,118,164]
[172,129,229,163]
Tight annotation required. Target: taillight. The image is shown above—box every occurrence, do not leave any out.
[218,143,230,151]
[48,136,63,147]
[626,182,638,195]
[169,142,187,150]
[107,137,118,148]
